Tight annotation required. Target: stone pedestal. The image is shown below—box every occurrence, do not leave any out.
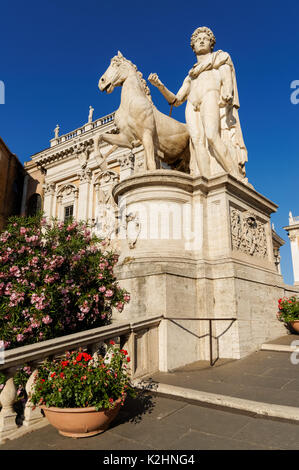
[112,170,298,371]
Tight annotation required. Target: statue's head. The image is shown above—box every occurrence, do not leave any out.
[190,27,216,53]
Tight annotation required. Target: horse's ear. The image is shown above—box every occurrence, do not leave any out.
[117,51,123,58]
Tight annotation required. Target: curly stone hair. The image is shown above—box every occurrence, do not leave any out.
[190,26,216,52]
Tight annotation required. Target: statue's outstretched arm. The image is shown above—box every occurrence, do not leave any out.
[148,73,190,106]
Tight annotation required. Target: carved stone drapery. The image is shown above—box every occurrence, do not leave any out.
[230,208,268,258]
[125,212,141,249]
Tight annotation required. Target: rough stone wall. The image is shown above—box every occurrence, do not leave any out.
[0,139,24,230]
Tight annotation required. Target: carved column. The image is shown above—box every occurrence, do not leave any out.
[94,171,119,241]
[132,146,145,174]
[118,152,135,181]
[77,168,92,222]
[289,229,299,285]
[43,182,55,220]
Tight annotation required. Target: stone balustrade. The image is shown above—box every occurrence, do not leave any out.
[51,112,115,147]
[0,316,161,443]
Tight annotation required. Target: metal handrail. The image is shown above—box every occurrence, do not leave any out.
[166,317,237,367]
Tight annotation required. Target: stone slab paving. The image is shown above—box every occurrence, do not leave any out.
[149,345,299,408]
[264,334,298,345]
[2,395,299,451]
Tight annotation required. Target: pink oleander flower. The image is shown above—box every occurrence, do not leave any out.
[99,286,106,293]
[42,315,53,325]
[9,266,21,277]
[23,366,32,375]
[105,289,113,298]
[17,334,24,342]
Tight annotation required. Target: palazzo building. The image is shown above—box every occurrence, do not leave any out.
[23,110,146,239]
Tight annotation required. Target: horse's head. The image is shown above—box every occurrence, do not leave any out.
[98,51,132,94]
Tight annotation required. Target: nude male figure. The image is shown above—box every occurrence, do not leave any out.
[149,27,247,178]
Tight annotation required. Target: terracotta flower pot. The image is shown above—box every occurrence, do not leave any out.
[290,321,299,334]
[41,398,122,438]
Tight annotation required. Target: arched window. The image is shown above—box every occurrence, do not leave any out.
[27,193,42,216]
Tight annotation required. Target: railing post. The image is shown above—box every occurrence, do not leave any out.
[23,370,43,427]
[0,377,18,441]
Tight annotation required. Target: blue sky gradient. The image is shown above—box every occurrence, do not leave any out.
[0,0,298,284]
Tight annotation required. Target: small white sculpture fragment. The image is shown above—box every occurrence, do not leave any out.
[54,124,60,139]
[88,105,94,123]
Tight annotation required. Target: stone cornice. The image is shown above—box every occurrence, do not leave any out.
[204,174,278,216]
[284,223,299,232]
[28,119,116,168]
[113,171,278,217]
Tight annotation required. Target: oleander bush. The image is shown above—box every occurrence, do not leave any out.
[0,215,130,350]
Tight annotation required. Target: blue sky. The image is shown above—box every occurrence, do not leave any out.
[0,0,298,284]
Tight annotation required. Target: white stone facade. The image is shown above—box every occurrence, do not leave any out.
[284,212,299,286]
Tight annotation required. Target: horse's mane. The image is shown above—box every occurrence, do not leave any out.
[111,55,153,104]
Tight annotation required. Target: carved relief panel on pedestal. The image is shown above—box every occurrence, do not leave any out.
[230,208,268,258]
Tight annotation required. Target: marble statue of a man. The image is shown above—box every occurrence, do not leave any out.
[88,105,94,123]
[148,26,247,180]
[54,124,60,139]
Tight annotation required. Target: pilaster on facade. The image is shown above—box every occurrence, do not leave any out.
[284,211,299,286]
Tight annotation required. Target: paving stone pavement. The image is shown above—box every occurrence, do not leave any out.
[1,335,299,451]
[2,395,299,451]
[149,335,299,408]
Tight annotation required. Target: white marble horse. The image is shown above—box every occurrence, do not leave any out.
[97,51,190,172]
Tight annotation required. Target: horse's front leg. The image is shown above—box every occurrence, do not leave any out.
[142,130,156,171]
[94,132,133,171]
[98,131,133,149]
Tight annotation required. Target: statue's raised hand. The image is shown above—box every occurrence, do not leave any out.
[148,73,163,89]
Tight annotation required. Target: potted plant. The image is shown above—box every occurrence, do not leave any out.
[30,341,135,438]
[277,296,299,333]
